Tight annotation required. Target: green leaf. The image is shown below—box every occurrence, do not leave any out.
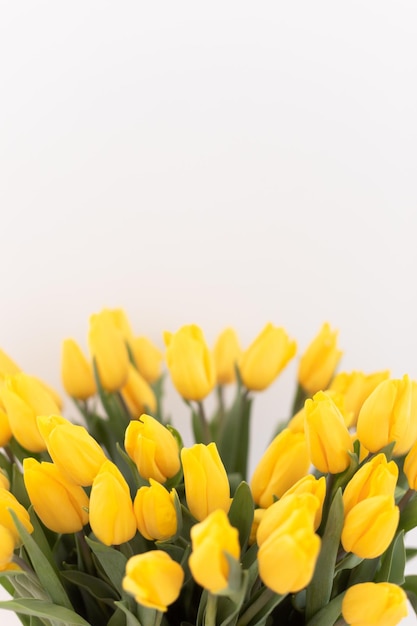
[347,557,380,586]
[0,598,91,625]
[85,538,128,592]
[398,493,417,533]
[115,599,152,626]
[11,464,31,510]
[217,572,250,626]
[217,391,252,480]
[9,510,72,610]
[305,489,344,621]
[375,531,405,585]
[236,587,284,626]
[61,570,120,605]
[228,482,254,551]
[108,607,128,626]
[306,592,344,626]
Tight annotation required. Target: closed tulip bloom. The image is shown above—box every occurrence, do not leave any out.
[164,325,215,401]
[341,495,399,558]
[123,551,184,612]
[357,375,417,456]
[61,339,96,400]
[257,506,320,594]
[23,458,89,534]
[0,470,10,491]
[282,475,326,530]
[88,309,130,392]
[251,429,310,508]
[0,408,12,447]
[249,508,266,546]
[0,488,33,543]
[329,370,390,425]
[0,525,15,570]
[288,390,350,432]
[125,414,180,483]
[298,323,342,395]
[121,365,156,418]
[0,373,60,452]
[343,453,398,516]
[342,582,408,626]
[305,391,353,474]
[404,439,417,490]
[239,324,296,391]
[131,336,163,384]
[213,328,242,385]
[257,493,319,547]
[134,479,178,541]
[37,415,107,486]
[181,443,231,521]
[89,460,137,546]
[189,509,240,593]
[108,308,135,346]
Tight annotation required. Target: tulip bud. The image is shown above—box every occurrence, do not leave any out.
[341,495,399,559]
[304,391,353,474]
[257,504,320,594]
[0,470,10,491]
[329,369,390,425]
[343,453,398,516]
[298,322,342,395]
[342,582,408,626]
[131,336,163,384]
[256,493,319,547]
[357,375,417,456]
[134,479,178,541]
[164,325,215,401]
[125,414,180,483]
[0,408,12,447]
[250,429,310,508]
[213,328,242,385]
[249,508,266,546]
[0,525,15,570]
[239,323,296,391]
[123,551,184,612]
[0,373,60,452]
[282,475,326,530]
[288,390,350,432]
[107,308,135,346]
[37,415,107,486]
[23,458,89,534]
[0,348,20,380]
[121,365,156,418]
[89,460,137,546]
[88,309,130,392]
[181,443,231,521]
[189,509,240,594]
[61,339,96,400]
[0,488,33,543]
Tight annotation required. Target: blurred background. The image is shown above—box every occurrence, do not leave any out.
[1,1,417,623]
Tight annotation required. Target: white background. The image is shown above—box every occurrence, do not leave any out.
[1,1,417,624]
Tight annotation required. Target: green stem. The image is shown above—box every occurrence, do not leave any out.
[154,611,164,626]
[76,531,95,576]
[197,401,211,445]
[204,593,218,626]
[237,588,279,626]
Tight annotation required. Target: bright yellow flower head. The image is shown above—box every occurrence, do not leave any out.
[0,525,15,570]
[0,488,33,543]
[23,458,89,534]
[134,480,178,541]
[250,429,310,508]
[61,338,96,400]
[123,551,184,612]
[213,328,242,385]
[88,309,130,392]
[342,453,398,516]
[298,322,342,395]
[281,475,326,530]
[181,442,231,521]
[121,364,156,418]
[0,470,10,491]
[239,323,296,391]
[189,509,240,594]
[256,493,319,547]
[0,348,20,381]
[342,582,408,626]
[329,369,390,425]
[404,439,417,490]
[131,336,163,384]
[164,324,216,401]
[0,408,12,448]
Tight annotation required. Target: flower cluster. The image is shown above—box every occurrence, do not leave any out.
[0,310,416,626]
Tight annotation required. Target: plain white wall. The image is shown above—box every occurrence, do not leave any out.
[1,1,417,624]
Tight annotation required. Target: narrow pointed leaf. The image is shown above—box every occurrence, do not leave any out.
[0,598,90,625]
[376,531,405,585]
[306,592,344,626]
[228,482,254,550]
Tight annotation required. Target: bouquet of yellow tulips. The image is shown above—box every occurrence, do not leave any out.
[0,309,416,626]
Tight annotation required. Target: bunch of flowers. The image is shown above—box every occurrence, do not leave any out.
[0,309,416,626]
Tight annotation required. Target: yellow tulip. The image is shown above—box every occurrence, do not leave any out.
[61,338,96,400]
[164,325,215,401]
[0,470,10,491]
[329,369,390,425]
[342,582,408,626]
[256,493,319,547]
[123,551,184,612]
[288,389,350,432]
[37,415,107,486]
[121,365,156,418]
[282,475,326,530]
[357,375,417,456]
[239,323,296,391]
[131,336,163,384]
[89,460,137,546]
[107,308,135,346]
[124,414,180,483]
[257,504,320,594]
[88,309,130,392]
[181,443,231,521]
[0,488,33,543]
[249,508,266,546]
[134,479,178,541]
[342,453,398,516]
[0,373,60,452]
[298,322,342,395]
[304,391,353,474]
[0,348,20,380]
[189,509,240,594]
[250,429,310,508]
[23,458,89,534]
[0,525,15,570]
[0,408,12,447]
[213,328,242,385]
[404,439,417,490]
[341,495,399,559]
